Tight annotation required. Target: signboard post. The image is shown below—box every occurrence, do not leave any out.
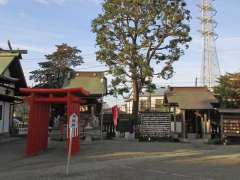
[66,113,78,175]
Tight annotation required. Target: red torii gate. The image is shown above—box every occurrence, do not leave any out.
[20,88,90,156]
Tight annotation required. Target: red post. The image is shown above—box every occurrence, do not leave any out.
[26,95,50,156]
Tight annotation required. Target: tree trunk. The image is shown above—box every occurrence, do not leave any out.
[131,78,139,133]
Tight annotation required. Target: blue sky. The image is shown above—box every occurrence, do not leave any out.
[0,0,240,105]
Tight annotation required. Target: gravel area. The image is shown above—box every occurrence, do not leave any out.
[0,138,240,180]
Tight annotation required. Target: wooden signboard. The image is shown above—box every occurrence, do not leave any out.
[223,118,240,136]
[139,112,171,138]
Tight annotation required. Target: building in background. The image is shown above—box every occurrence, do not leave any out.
[165,87,218,139]
[64,71,107,113]
[122,87,167,113]
[0,51,27,134]
[64,71,107,139]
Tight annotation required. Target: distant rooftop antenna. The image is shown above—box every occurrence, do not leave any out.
[198,0,220,88]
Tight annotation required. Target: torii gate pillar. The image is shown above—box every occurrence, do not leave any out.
[20,88,89,156]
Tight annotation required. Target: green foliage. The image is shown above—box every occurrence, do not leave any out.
[92,0,191,99]
[214,73,240,108]
[30,43,83,88]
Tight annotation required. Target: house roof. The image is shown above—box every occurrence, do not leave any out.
[64,71,107,96]
[140,87,166,97]
[0,52,27,93]
[0,52,19,75]
[165,87,218,110]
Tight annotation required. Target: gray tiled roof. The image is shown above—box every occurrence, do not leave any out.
[165,87,218,110]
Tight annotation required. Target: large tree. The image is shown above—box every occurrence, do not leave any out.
[92,0,191,120]
[30,43,83,88]
[214,73,240,108]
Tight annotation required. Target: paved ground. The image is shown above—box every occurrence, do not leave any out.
[0,138,240,180]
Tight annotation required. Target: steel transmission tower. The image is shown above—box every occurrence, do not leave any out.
[198,0,220,88]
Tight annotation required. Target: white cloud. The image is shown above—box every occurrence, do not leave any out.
[34,0,48,5]
[34,0,66,5]
[34,0,102,6]
[84,0,102,4]
[0,0,8,5]
[52,0,66,5]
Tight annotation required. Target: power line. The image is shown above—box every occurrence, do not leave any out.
[22,65,107,71]
[20,57,106,69]
[21,53,97,60]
